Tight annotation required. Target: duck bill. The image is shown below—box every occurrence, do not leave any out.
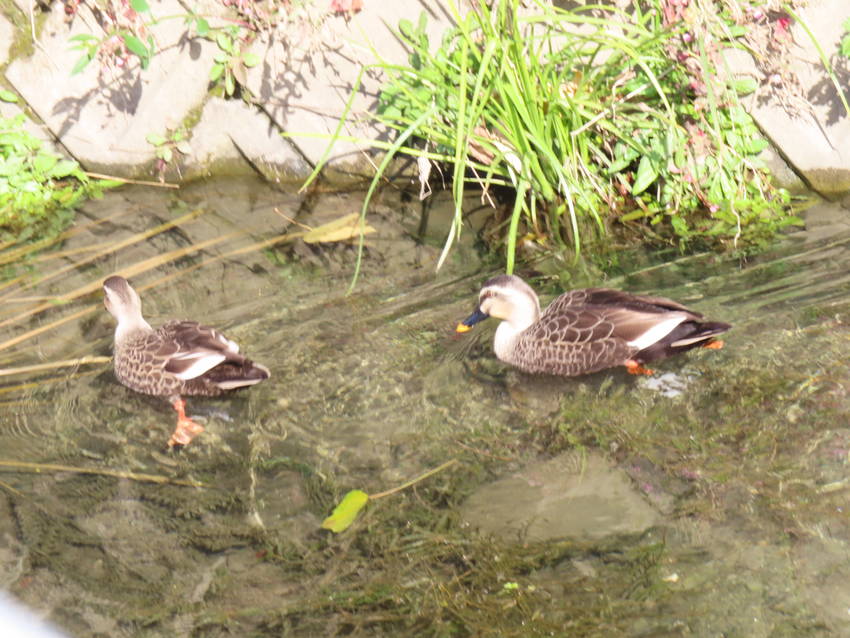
[456,307,490,333]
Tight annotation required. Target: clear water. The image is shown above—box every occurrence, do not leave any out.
[1,178,849,636]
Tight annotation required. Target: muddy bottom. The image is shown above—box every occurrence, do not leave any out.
[0,180,849,637]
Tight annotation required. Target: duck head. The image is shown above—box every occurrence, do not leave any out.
[457,274,541,333]
[103,276,152,337]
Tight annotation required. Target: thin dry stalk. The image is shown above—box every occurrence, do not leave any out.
[0,207,137,268]
[0,368,103,396]
[0,460,205,487]
[0,356,111,378]
[0,229,239,332]
[370,459,458,500]
[83,172,180,189]
[0,207,209,301]
[0,232,240,352]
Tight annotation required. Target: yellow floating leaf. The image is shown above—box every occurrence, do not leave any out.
[321,489,369,533]
[303,213,376,244]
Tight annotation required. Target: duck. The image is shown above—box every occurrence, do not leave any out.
[456,274,730,376]
[102,276,270,447]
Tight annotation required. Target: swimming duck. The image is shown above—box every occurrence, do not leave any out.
[457,274,730,376]
[102,276,270,447]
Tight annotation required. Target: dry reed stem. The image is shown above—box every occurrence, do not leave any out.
[0,460,205,488]
[83,171,180,188]
[0,212,347,356]
[0,232,239,352]
[0,207,208,303]
[0,368,102,396]
[0,207,137,269]
[0,356,111,378]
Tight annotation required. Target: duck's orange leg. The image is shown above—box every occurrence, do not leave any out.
[702,339,724,350]
[168,398,205,448]
[625,360,654,375]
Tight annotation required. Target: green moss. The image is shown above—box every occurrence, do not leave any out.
[0,1,41,62]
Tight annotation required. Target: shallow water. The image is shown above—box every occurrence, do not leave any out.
[1,179,849,636]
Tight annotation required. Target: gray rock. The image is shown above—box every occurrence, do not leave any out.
[794,537,850,634]
[741,0,850,196]
[461,451,659,542]
[244,1,454,176]
[5,0,218,176]
[186,97,308,182]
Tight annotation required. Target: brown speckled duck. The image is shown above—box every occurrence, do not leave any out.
[103,276,270,447]
[457,274,730,376]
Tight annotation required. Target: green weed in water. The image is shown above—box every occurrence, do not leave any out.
[0,114,113,245]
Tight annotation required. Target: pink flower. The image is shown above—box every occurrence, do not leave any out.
[774,14,793,42]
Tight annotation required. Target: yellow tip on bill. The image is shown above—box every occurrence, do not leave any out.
[456,322,473,333]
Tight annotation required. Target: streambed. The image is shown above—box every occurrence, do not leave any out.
[0,178,849,636]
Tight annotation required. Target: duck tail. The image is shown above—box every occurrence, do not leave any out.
[210,359,271,390]
[669,321,731,347]
[637,320,731,363]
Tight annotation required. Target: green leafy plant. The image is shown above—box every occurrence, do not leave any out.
[66,2,259,99]
[840,17,850,59]
[209,25,261,97]
[69,0,155,75]
[302,0,799,277]
[146,127,192,180]
[0,114,113,244]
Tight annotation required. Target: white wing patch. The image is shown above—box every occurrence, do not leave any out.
[215,332,239,353]
[671,334,714,347]
[215,377,265,390]
[627,314,687,350]
[168,351,227,379]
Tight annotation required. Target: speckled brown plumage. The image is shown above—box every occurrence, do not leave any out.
[113,320,269,397]
[103,275,269,446]
[458,275,731,376]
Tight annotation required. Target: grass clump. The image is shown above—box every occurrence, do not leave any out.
[322,0,800,272]
[0,114,111,245]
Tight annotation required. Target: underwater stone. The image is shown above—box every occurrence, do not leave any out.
[461,451,659,542]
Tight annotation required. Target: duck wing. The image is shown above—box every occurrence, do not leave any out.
[156,320,242,380]
[512,307,633,375]
[511,289,696,375]
[546,288,701,317]
[545,288,701,345]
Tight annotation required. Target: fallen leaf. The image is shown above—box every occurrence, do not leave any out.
[322,489,369,532]
[303,213,376,244]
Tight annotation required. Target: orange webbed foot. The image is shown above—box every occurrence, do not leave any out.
[702,339,724,350]
[168,398,205,448]
[625,360,654,375]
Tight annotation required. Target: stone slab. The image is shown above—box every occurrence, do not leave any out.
[245,0,455,174]
[183,96,249,178]
[5,0,218,176]
[185,97,308,182]
[745,0,850,196]
[461,452,659,542]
